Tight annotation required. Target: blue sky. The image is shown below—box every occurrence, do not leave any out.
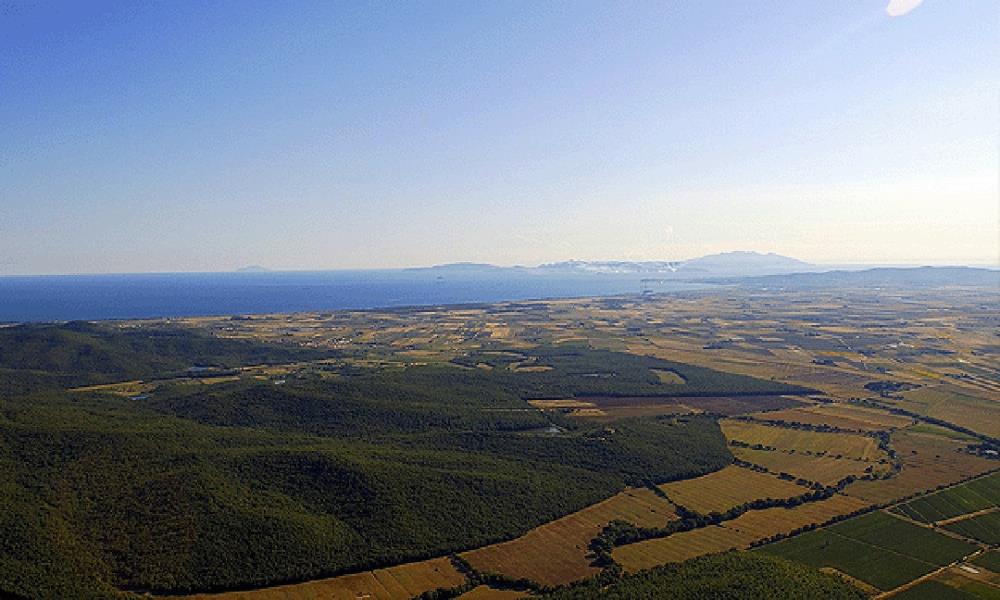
[1,0,996,274]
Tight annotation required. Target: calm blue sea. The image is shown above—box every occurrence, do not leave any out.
[0,269,706,322]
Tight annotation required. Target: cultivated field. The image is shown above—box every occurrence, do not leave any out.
[942,511,1000,545]
[720,419,884,461]
[177,556,466,600]
[461,487,676,586]
[456,586,529,599]
[753,402,914,431]
[761,511,979,592]
[657,465,808,513]
[731,446,889,486]
[843,431,996,504]
[722,493,871,539]
[612,525,757,571]
[891,386,1000,439]
[613,494,869,573]
[892,472,1000,524]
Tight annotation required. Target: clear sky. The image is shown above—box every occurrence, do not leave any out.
[1,0,997,274]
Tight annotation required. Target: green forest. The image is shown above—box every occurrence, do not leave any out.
[0,323,812,598]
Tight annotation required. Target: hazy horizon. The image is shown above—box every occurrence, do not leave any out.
[0,250,996,278]
[2,1,998,275]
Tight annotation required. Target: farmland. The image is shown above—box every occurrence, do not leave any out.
[753,402,915,431]
[843,431,996,504]
[942,512,1000,545]
[657,465,809,514]
[460,488,676,586]
[1,283,998,598]
[892,472,1000,524]
[720,419,885,461]
[177,557,465,600]
[760,511,979,591]
[612,494,869,572]
[972,551,1000,573]
[730,446,890,486]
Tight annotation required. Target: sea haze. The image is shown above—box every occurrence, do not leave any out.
[0,269,706,322]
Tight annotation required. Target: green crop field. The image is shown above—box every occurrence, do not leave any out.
[892,472,1000,524]
[972,551,1000,573]
[891,580,979,600]
[538,552,865,600]
[943,512,1000,545]
[760,512,978,591]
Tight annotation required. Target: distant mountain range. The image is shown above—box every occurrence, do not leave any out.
[421,252,820,279]
[418,252,998,288]
[718,266,1000,289]
[538,251,815,278]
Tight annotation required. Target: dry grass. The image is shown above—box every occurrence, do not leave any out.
[461,488,675,586]
[613,525,756,572]
[528,399,596,409]
[754,404,913,431]
[731,447,890,486]
[456,586,530,599]
[893,386,1000,439]
[613,494,870,573]
[721,420,884,461]
[177,557,465,600]
[658,465,808,514]
[843,431,996,504]
[722,494,870,539]
[652,368,685,384]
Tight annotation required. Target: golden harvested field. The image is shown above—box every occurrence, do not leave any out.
[731,447,890,486]
[68,380,150,396]
[461,487,675,586]
[721,494,870,539]
[892,386,1000,439]
[527,399,596,409]
[456,586,529,599]
[652,368,685,384]
[613,494,870,573]
[721,420,883,461]
[613,525,757,572]
[178,557,465,600]
[754,403,913,431]
[658,465,808,513]
[844,431,996,504]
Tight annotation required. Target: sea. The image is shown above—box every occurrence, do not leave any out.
[0,269,708,322]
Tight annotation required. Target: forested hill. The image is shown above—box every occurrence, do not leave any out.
[0,323,820,598]
[0,321,323,395]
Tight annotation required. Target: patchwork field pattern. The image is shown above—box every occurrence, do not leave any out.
[612,494,869,573]
[760,511,979,591]
[892,472,1000,524]
[657,465,809,513]
[844,432,996,504]
[753,403,914,431]
[891,386,1000,439]
[721,419,884,461]
[972,551,1000,573]
[179,557,466,600]
[612,525,756,571]
[461,487,676,586]
[731,446,889,486]
[722,494,871,539]
[942,512,1000,545]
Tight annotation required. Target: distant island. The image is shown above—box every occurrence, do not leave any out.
[235,265,270,273]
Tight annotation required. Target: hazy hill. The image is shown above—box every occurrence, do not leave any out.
[724,266,1000,289]
[540,251,816,278]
